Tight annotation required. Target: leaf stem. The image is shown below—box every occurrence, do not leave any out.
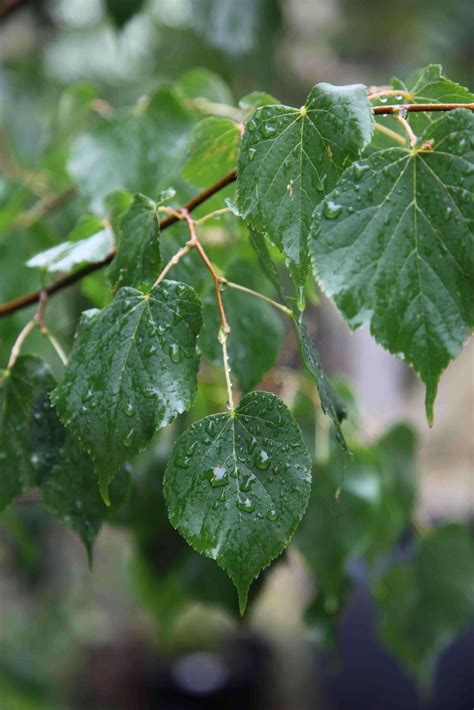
[6,319,37,371]
[218,277,294,318]
[219,329,234,413]
[374,122,407,145]
[194,207,231,224]
[152,241,194,287]
[394,112,418,146]
[37,291,68,366]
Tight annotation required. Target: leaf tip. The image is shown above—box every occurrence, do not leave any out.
[237,585,249,616]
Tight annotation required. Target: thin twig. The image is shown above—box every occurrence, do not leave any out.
[181,210,230,334]
[219,277,293,318]
[0,169,238,319]
[36,291,68,366]
[373,102,474,114]
[43,331,68,366]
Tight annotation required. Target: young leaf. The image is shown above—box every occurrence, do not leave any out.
[295,317,347,450]
[310,109,474,424]
[0,356,55,510]
[199,261,284,391]
[164,391,312,614]
[26,216,113,274]
[52,281,203,502]
[107,193,162,292]
[68,86,194,211]
[182,117,241,188]
[237,83,373,284]
[177,68,234,106]
[374,523,474,685]
[31,389,130,561]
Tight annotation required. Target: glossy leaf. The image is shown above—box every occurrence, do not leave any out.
[107,193,162,292]
[182,117,241,188]
[238,83,373,284]
[374,524,474,685]
[27,216,113,274]
[0,356,54,510]
[311,109,474,423]
[52,281,202,501]
[199,261,284,391]
[164,391,311,613]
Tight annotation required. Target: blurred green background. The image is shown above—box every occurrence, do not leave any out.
[0,1,473,708]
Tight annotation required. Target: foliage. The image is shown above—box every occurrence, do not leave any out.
[0,46,473,692]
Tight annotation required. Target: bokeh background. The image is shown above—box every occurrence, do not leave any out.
[0,1,473,708]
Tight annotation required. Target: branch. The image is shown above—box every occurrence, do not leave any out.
[373,102,474,114]
[0,169,237,318]
[0,99,472,319]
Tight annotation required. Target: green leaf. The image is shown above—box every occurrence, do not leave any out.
[374,523,474,685]
[182,117,241,188]
[30,389,130,561]
[237,83,373,284]
[199,260,284,391]
[163,391,311,613]
[310,109,474,423]
[295,317,347,449]
[26,216,113,274]
[68,86,194,212]
[406,64,474,134]
[0,356,54,510]
[52,281,202,502]
[107,193,162,292]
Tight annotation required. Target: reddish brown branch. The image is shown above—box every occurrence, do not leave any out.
[0,99,471,319]
[181,209,231,334]
[0,169,237,318]
[373,102,474,114]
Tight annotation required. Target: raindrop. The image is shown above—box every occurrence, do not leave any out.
[254,450,270,470]
[267,509,278,521]
[123,402,135,417]
[121,428,134,448]
[443,206,453,221]
[237,497,255,513]
[323,200,343,220]
[169,343,181,363]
